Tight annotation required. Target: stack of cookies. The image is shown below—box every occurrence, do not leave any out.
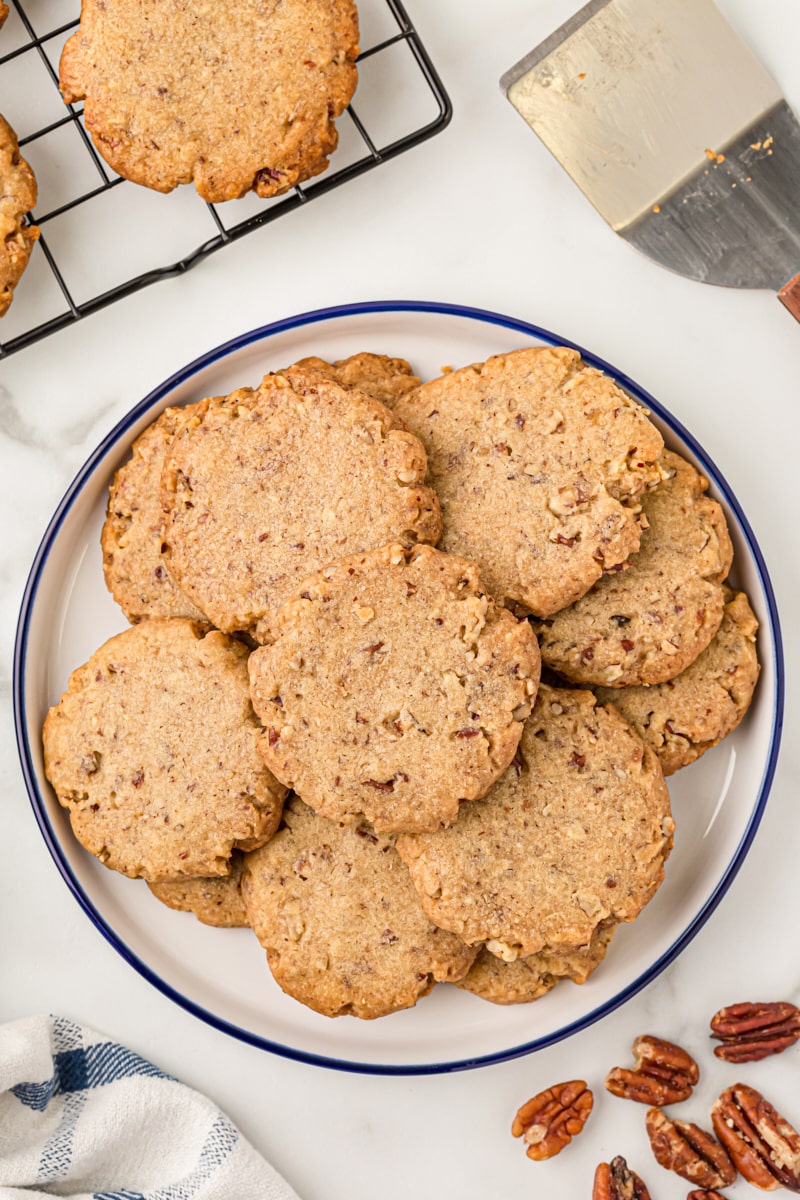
[42,347,760,1020]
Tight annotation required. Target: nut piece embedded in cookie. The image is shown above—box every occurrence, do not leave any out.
[606,1034,699,1105]
[43,619,287,881]
[161,368,442,636]
[535,450,733,687]
[393,346,665,617]
[512,1080,593,1160]
[248,543,540,834]
[0,114,40,318]
[242,797,478,1019]
[59,0,359,202]
[396,684,673,956]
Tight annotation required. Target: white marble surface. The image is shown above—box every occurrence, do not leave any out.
[2,1,799,1197]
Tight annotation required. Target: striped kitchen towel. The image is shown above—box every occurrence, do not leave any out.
[0,1016,301,1200]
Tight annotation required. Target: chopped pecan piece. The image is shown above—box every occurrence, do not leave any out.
[511,1079,593,1160]
[606,1034,699,1105]
[646,1107,736,1189]
[712,1083,800,1191]
[710,1001,800,1062]
[593,1155,652,1199]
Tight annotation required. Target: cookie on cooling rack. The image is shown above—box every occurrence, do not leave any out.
[534,450,734,687]
[291,352,420,408]
[59,0,359,203]
[456,922,616,1005]
[0,5,8,29]
[102,404,209,623]
[396,684,673,959]
[43,619,286,882]
[0,114,39,318]
[147,851,248,927]
[594,589,760,776]
[160,368,442,637]
[248,543,540,835]
[242,797,478,1019]
[392,346,665,617]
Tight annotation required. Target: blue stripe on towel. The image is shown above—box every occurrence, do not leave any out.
[12,1042,172,1112]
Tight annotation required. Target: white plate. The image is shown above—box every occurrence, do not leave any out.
[14,301,784,1074]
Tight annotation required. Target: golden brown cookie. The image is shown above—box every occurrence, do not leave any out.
[0,5,8,29]
[248,543,541,834]
[59,0,359,202]
[147,851,248,927]
[242,797,478,1019]
[456,922,616,1005]
[534,451,734,687]
[102,405,208,623]
[43,619,286,881]
[161,368,442,637]
[0,114,39,318]
[594,589,759,775]
[393,347,665,617]
[396,684,673,958]
[291,352,420,408]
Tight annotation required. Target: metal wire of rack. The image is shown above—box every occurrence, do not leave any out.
[0,0,451,357]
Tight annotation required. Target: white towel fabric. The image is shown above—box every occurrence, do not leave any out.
[0,1016,301,1200]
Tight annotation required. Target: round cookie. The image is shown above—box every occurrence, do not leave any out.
[594,589,759,776]
[396,684,673,959]
[392,346,665,617]
[0,114,39,318]
[242,797,478,1019]
[290,352,420,409]
[456,922,616,1005]
[160,368,442,637]
[59,0,359,202]
[249,543,540,834]
[43,619,287,882]
[534,450,734,687]
[102,404,208,623]
[147,851,248,927]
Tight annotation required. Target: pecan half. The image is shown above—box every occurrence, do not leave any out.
[712,1083,800,1191]
[687,1192,727,1200]
[605,1034,699,1105]
[646,1106,736,1189]
[511,1080,593,1160]
[593,1155,652,1199]
[710,1001,800,1062]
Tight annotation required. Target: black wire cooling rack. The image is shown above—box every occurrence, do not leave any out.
[0,0,451,357]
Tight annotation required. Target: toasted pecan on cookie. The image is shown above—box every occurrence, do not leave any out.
[0,114,39,318]
[59,0,359,202]
[393,347,665,617]
[456,921,616,1005]
[43,619,286,881]
[595,588,759,775]
[102,404,208,623]
[242,797,478,1019]
[161,368,442,637]
[248,543,541,834]
[396,684,673,958]
[534,450,733,687]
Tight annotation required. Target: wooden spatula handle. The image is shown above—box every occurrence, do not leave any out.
[778,273,800,321]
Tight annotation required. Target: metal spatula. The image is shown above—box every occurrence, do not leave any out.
[501,0,800,321]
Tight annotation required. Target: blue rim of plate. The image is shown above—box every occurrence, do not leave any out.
[13,299,785,1075]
